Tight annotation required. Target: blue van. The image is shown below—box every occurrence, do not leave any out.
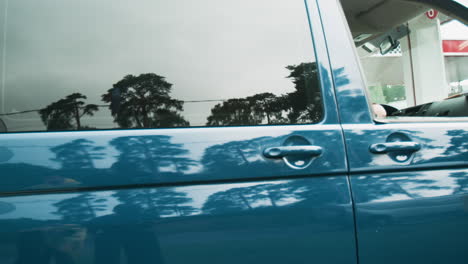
[0,0,467,263]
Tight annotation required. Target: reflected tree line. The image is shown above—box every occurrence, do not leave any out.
[40,130,468,226]
[207,63,322,126]
[346,129,468,202]
[0,129,466,201]
[6,177,348,264]
[37,62,322,131]
[0,130,467,263]
[3,130,466,221]
[3,132,348,264]
[0,65,466,263]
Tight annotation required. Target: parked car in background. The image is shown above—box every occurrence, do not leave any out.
[0,0,466,263]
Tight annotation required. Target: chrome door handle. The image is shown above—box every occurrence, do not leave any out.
[263,146,323,159]
[369,142,421,154]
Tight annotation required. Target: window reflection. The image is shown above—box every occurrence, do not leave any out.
[0,0,322,132]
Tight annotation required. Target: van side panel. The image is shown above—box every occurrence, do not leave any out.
[0,178,356,264]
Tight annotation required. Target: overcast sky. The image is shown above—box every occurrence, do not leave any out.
[0,0,315,131]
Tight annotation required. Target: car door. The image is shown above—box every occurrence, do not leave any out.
[0,1,357,263]
[318,0,468,263]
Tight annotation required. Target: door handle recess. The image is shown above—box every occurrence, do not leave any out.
[263,146,323,159]
[369,142,421,154]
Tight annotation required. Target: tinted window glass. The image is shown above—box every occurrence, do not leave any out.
[0,0,322,132]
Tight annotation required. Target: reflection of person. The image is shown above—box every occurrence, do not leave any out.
[372,103,387,118]
[87,204,164,264]
[15,227,81,264]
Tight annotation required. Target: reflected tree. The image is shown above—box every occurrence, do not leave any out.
[206,62,322,126]
[202,183,303,214]
[200,136,273,176]
[206,93,286,126]
[284,62,321,123]
[102,73,189,128]
[350,172,442,203]
[250,93,287,124]
[202,186,256,214]
[441,130,468,158]
[449,171,468,194]
[110,135,196,180]
[114,188,197,217]
[50,139,105,170]
[155,189,198,216]
[202,183,295,214]
[332,67,351,88]
[53,194,107,223]
[201,173,361,216]
[443,130,468,194]
[207,98,257,126]
[39,93,98,130]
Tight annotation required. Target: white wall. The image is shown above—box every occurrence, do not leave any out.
[402,14,449,105]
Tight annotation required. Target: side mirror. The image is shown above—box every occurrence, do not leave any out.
[380,36,400,55]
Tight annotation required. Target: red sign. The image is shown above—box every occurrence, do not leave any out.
[443,40,468,54]
[426,9,438,19]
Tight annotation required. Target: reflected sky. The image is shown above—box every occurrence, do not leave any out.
[0,0,316,131]
[352,169,468,204]
[0,179,326,220]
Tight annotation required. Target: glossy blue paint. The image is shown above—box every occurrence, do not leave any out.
[313,0,373,125]
[0,125,347,194]
[351,168,468,264]
[343,122,468,264]
[305,0,343,125]
[0,1,359,264]
[4,0,465,262]
[0,0,347,195]
[315,0,468,263]
[0,178,357,264]
[343,123,468,172]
